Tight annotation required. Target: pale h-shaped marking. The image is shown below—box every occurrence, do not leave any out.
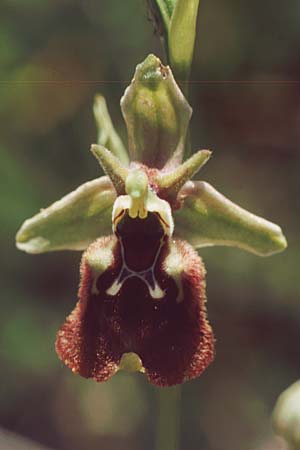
[106,235,166,299]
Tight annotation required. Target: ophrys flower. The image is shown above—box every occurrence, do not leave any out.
[16,55,287,386]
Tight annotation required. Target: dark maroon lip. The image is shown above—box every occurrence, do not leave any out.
[56,235,214,387]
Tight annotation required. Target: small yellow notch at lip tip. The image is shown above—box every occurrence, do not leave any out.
[119,352,145,373]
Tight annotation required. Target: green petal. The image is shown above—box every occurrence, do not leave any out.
[157,149,211,202]
[93,95,129,166]
[121,54,192,169]
[174,181,287,256]
[16,177,115,254]
[91,144,129,195]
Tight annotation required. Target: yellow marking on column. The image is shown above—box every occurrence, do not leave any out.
[125,169,149,219]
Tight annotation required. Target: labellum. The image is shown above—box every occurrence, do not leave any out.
[56,165,214,386]
[16,54,287,386]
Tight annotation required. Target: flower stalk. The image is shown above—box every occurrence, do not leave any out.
[156,386,181,450]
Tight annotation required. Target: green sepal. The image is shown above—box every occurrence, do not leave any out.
[16,177,115,254]
[91,144,129,195]
[168,0,200,85]
[121,54,192,169]
[174,181,287,256]
[93,95,129,166]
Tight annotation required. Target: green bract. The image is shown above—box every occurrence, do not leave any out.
[152,0,200,84]
[169,0,200,83]
[16,54,287,258]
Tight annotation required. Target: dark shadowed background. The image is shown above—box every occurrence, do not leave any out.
[0,1,299,449]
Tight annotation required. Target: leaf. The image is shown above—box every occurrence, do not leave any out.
[174,181,287,256]
[16,177,116,253]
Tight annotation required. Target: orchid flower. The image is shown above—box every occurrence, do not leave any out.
[16,54,287,387]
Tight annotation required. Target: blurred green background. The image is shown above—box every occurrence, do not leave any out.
[0,0,299,449]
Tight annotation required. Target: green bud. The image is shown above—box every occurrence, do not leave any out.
[272,381,300,450]
[121,54,192,169]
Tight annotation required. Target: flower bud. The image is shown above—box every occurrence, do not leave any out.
[272,381,300,449]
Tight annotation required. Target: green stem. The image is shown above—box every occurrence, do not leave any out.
[155,386,181,450]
